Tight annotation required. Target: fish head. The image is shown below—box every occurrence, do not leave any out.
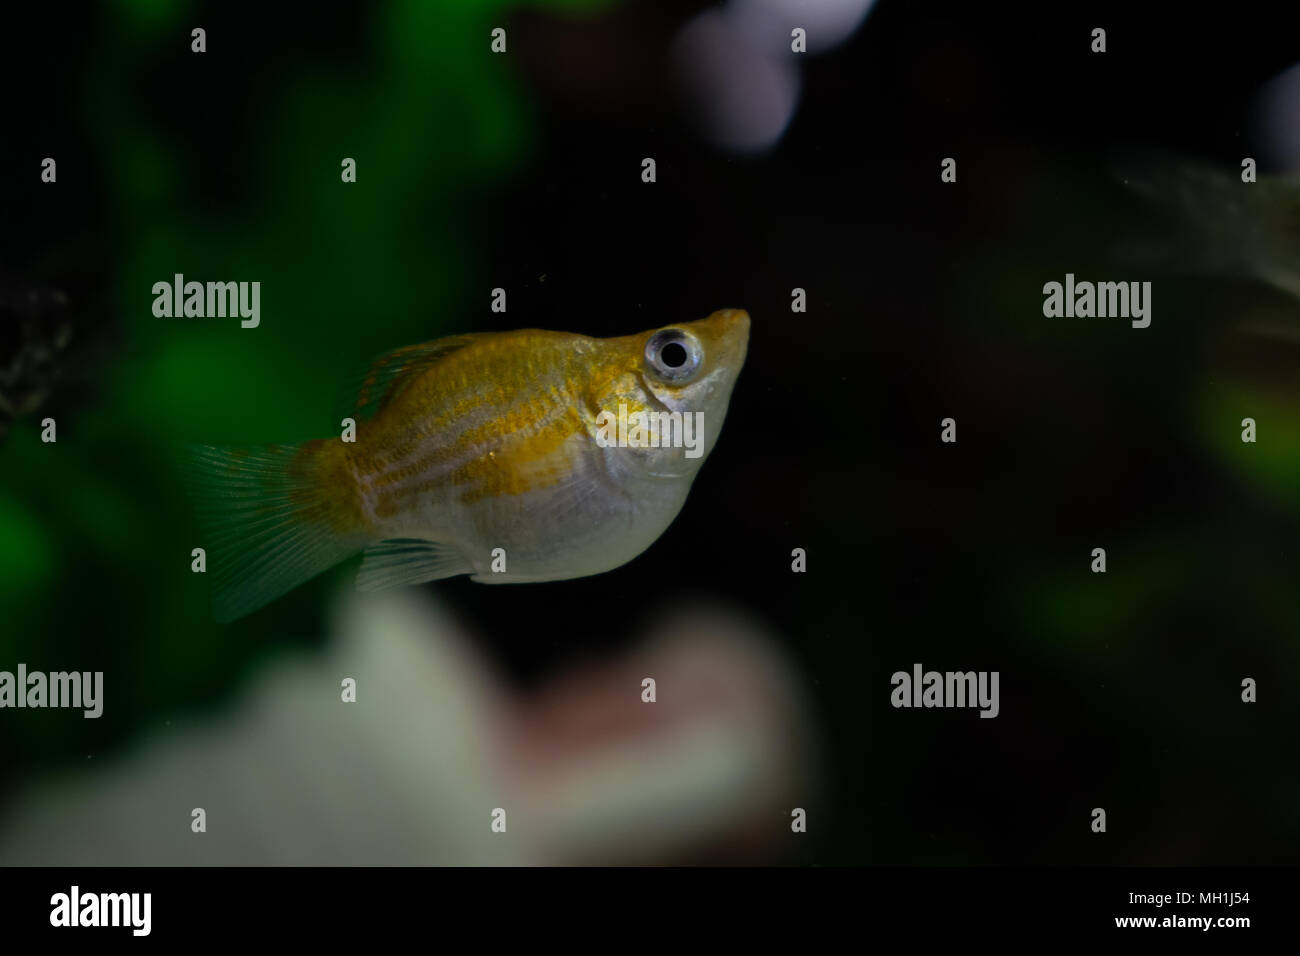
[592,308,750,478]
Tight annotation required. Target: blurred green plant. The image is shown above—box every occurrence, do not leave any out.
[0,0,615,772]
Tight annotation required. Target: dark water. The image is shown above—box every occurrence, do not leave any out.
[1,0,1297,866]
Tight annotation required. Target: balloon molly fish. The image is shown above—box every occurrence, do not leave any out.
[190,308,750,620]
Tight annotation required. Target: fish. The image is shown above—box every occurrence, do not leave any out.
[189,308,750,621]
[1113,148,1300,302]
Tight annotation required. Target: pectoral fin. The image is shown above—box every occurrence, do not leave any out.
[356,538,475,591]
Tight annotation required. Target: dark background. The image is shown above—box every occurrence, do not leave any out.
[2,0,1298,865]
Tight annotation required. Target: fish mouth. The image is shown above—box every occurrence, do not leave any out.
[691,308,750,411]
[693,308,750,369]
[705,307,750,337]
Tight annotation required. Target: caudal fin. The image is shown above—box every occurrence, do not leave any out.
[187,442,367,621]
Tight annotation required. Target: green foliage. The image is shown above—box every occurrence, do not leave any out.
[0,0,615,767]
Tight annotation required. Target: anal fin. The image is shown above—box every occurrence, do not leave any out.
[356,538,474,592]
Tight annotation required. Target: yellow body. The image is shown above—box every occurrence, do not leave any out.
[193,309,750,620]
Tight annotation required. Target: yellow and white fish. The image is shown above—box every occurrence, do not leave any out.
[190,308,750,620]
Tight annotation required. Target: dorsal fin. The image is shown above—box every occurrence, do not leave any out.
[350,334,481,420]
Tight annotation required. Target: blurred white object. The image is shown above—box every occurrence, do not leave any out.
[0,590,814,865]
[1252,62,1300,170]
[673,9,802,154]
[672,0,878,154]
[732,0,879,56]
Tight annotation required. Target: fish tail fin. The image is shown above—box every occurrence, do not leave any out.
[187,440,368,621]
[1113,148,1300,297]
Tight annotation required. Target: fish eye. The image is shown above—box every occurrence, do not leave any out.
[644,329,703,383]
